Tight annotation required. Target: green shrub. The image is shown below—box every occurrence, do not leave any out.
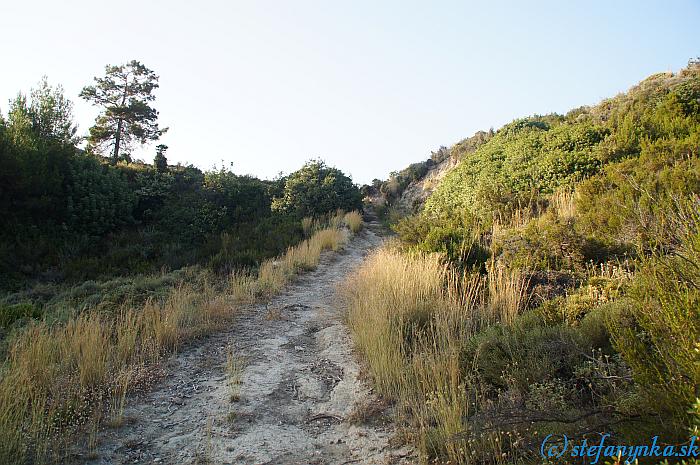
[424,116,607,221]
[464,311,584,392]
[536,275,630,326]
[576,303,617,353]
[414,63,699,265]
[494,211,587,271]
[394,212,490,269]
[271,160,362,218]
[576,145,700,250]
[606,223,700,437]
[0,302,42,329]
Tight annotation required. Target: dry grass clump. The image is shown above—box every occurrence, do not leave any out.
[302,210,348,235]
[301,216,315,237]
[343,249,461,397]
[329,209,345,229]
[227,270,257,304]
[225,345,244,403]
[343,211,363,233]
[342,248,477,462]
[486,260,531,326]
[254,227,346,297]
[0,281,239,464]
[550,188,576,219]
[342,247,536,464]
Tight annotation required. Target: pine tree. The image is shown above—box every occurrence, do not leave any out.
[80,60,167,164]
[154,144,169,173]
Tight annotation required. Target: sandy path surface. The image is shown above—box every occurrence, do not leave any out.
[88,219,414,465]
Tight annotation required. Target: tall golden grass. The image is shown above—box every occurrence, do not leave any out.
[486,260,531,326]
[0,282,236,464]
[301,209,362,235]
[550,188,576,220]
[342,247,531,464]
[0,221,358,464]
[343,211,363,233]
[256,227,346,296]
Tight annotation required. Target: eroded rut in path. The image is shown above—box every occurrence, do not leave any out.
[89,222,414,465]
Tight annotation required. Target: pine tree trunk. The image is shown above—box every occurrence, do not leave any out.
[112,118,123,164]
[112,76,129,164]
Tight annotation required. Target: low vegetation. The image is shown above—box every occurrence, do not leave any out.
[0,61,366,464]
[346,61,700,464]
[343,211,364,233]
[365,131,493,221]
[0,215,359,463]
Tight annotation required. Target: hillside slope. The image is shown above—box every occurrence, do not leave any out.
[426,65,700,226]
[346,61,700,464]
[372,130,493,216]
[390,154,459,214]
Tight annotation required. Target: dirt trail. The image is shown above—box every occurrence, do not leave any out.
[89,217,414,465]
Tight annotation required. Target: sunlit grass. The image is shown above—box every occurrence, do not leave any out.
[255,227,347,297]
[342,246,542,464]
[0,213,362,464]
[343,211,363,233]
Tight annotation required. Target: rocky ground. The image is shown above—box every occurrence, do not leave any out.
[87,218,414,465]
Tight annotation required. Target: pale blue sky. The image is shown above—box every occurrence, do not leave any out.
[2,0,698,184]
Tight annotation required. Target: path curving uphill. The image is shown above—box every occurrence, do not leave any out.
[89,217,414,465]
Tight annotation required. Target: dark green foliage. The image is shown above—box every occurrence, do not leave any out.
[465,311,584,391]
[461,308,636,442]
[0,302,42,330]
[208,214,303,271]
[65,155,135,235]
[272,160,362,217]
[576,141,700,250]
[1,77,361,291]
[24,77,78,145]
[493,211,587,271]
[153,144,168,173]
[606,212,700,437]
[393,212,490,269]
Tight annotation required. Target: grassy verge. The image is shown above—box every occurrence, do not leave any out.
[342,248,505,463]
[342,210,700,464]
[0,213,362,464]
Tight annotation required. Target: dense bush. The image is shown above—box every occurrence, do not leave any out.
[393,211,490,269]
[0,82,362,290]
[606,210,700,437]
[272,160,362,217]
[576,142,700,250]
[426,66,700,232]
[492,211,587,271]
